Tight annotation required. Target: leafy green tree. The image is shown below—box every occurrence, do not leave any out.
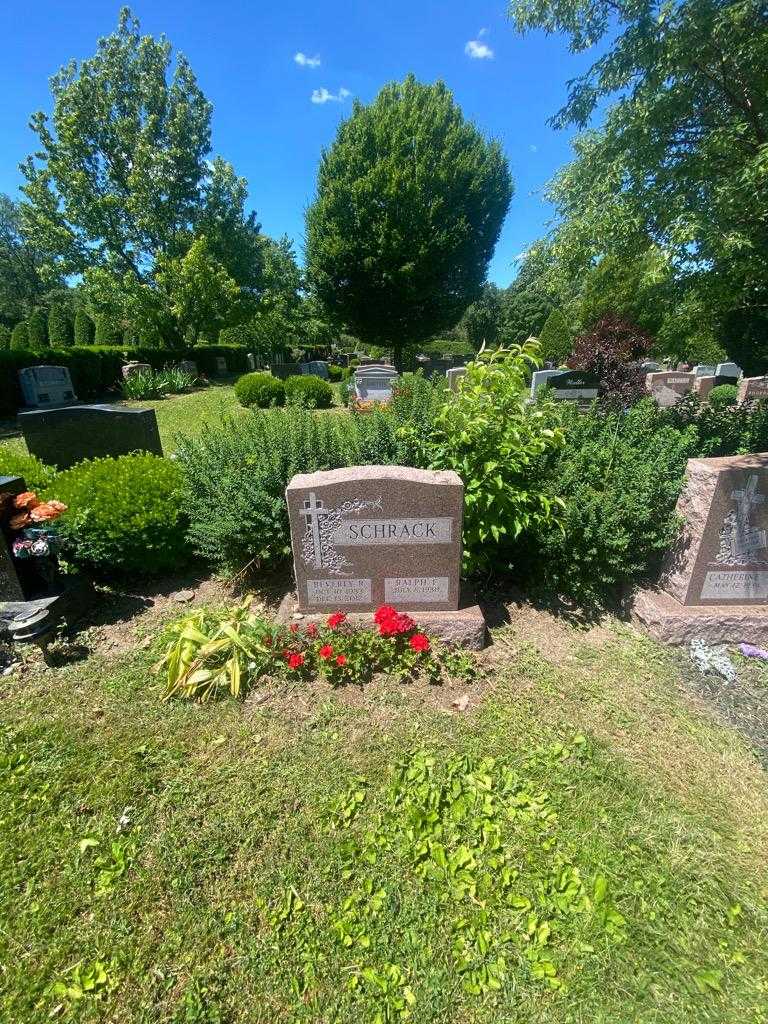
[47,303,73,347]
[306,75,513,368]
[155,236,240,343]
[0,325,11,350]
[20,8,261,344]
[575,249,674,337]
[538,309,574,366]
[26,309,48,350]
[74,309,95,346]
[94,312,121,346]
[509,0,768,370]
[0,195,52,327]
[460,284,505,350]
[10,323,29,350]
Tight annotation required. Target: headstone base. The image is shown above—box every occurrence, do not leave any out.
[630,587,768,646]
[275,589,488,650]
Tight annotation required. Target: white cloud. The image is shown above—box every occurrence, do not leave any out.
[478,26,488,37]
[465,38,494,59]
[311,86,352,104]
[529,144,538,153]
[294,52,321,68]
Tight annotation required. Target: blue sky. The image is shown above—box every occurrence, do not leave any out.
[0,1,600,287]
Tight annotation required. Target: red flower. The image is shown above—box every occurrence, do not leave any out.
[378,613,416,637]
[306,623,318,638]
[289,623,299,634]
[287,653,305,670]
[319,644,334,659]
[409,633,430,652]
[327,612,347,628]
[374,605,398,625]
[335,655,347,666]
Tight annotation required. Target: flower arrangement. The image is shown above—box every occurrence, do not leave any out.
[157,600,475,701]
[0,490,68,561]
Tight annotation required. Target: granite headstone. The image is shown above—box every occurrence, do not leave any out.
[738,376,768,404]
[18,366,76,408]
[286,465,463,613]
[353,365,400,403]
[19,404,162,469]
[446,367,467,393]
[646,371,695,407]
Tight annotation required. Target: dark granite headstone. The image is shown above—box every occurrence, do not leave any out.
[0,476,27,601]
[19,404,162,469]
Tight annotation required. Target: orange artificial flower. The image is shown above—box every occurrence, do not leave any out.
[29,500,67,523]
[13,491,40,511]
[9,512,31,530]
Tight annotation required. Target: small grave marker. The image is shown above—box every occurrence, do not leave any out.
[738,376,768,404]
[446,367,466,392]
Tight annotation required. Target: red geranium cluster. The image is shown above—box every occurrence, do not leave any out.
[374,604,415,637]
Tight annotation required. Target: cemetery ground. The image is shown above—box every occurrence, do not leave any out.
[2,582,768,1023]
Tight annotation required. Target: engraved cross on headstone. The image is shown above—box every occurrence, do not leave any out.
[729,474,767,560]
[300,492,325,569]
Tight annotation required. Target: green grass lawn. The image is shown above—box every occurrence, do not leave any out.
[0,383,244,460]
[2,606,767,1023]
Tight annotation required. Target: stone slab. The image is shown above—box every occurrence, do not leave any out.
[738,376,768,404]
[631,587,768,646]
[19,403,162,469]
[646,371,695,407]
[18,365,77,408]
[286,465,463,613]
[659,453,768,606]
[275,589,487,650]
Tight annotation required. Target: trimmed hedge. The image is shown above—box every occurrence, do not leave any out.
[284,374,334,409]
[0,344,252,416]
[234,372,286,408]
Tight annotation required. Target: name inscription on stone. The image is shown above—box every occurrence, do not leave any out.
[700,571,768,601]
[333,518,452,545]
[385,577,449,603]
[286,466,464,612]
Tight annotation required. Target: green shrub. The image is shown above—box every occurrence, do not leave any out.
[94,313,121,345]
[0,451,56,492]
[175,407,402,571]
[661,392,768,457]
[708,383,738,410]
[27,310,48,351]
[48,454,189,575]
[284,374,334,409]
[120,370,169,400]
[327,363,344,382]
[0,326,11,351]
[74,310,95,346]
[520,399,698,607]
[538,309,573,366]
[48,304,73,348]
[412,342,565,574]
[10,324,28,351]
[234,372,285,408]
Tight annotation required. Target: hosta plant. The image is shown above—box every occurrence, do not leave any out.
[155,601,475,702]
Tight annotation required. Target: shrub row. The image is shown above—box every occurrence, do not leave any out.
[0,344,252,417]
[234,372,335,409]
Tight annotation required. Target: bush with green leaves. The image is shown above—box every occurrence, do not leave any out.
[234,372,285,409]
[708,383,738,410]
[26,310,48,351]
[0,451,56,492]
[405,342,565,574]
[74,310,95,346]
[10,323,28,351]
[662,392,768,458]
[47,454,189,575]
[521,399,699,607]
[284,374,334,409]
[175,407,403,571]
[0,326,11,351]
[48,304,73,348]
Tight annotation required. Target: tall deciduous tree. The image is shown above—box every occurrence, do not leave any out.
[305,75,513,367]
[509,0,768,371]
[20,8,262,345]
[0,195,51,326]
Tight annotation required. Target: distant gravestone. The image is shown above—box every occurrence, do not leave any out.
[121,362,151,380]
[271,362,302,380]
[353,365,399,403]
[738,376,768,404]
[177,360,197,377]
[639,361,663,374]
[446,367,466,393]
[646,371,695,407]
[693,375,717,401]
[18,366,77,408]
[693,364,717,377]
[19,404,162,469]
[286,466,463,613]
[530,369,562,398]
[538,369,599,402]
[716,362,743,379]
[214,357,228,375]
[299,360,330,379]
[246,353,257,372]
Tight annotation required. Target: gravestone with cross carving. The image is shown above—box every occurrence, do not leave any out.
[286,466,463,613]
